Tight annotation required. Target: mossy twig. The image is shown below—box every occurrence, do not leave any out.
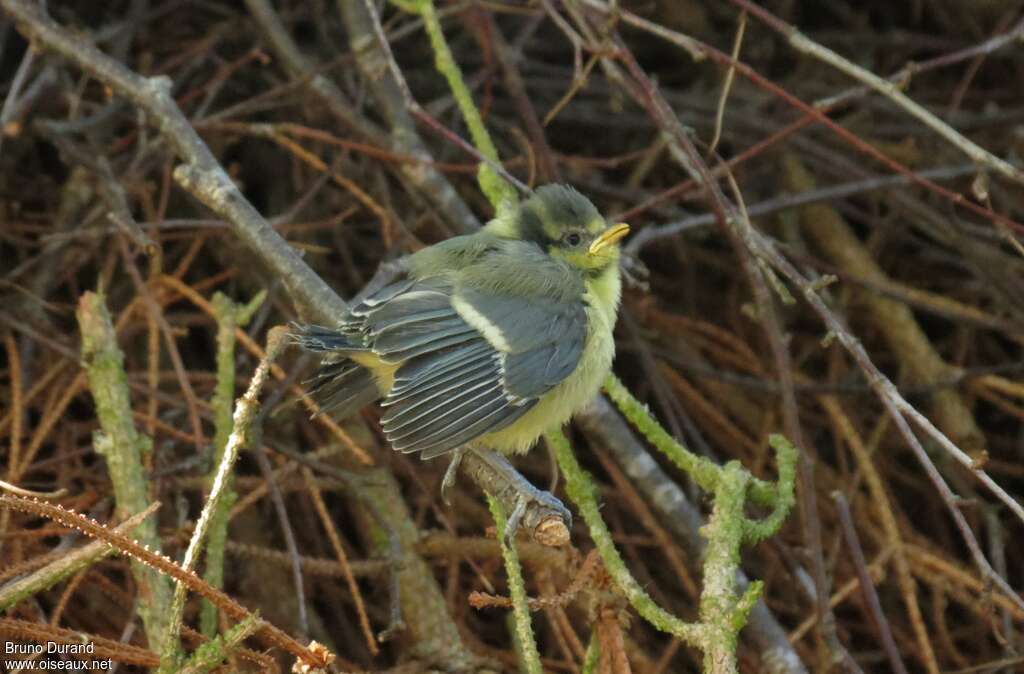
[0,503,158,610]
[177,616,262,674]
[161,325,287,672]
[552,422,796,673]
[199,290,265,638]
[547,428,704,647]
[603,374,794,510]
[76,291,174,655]
[602,374,723,494]
[742,435,797,544]
[582,633,600,674]
[391,0,517,209]
[488,496,543,674]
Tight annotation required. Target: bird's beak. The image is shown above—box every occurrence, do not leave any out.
[589,223,630,254]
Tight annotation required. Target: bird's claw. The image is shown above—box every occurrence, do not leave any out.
[505,497,528,545]
[456,447,573,546]
[440,447,467,506]
[502,481,572,545]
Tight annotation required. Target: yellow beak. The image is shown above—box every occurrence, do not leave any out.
[589,223,631,254]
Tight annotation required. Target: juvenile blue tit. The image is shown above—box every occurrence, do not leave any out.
[295,184,628,464]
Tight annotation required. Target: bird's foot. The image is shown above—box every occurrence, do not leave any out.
[504,482,572,545]
[461,448,572,546]
[440,446,468,506]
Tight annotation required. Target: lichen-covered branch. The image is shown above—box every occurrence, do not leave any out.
[552,421,796,674]
[489,497,543,674]
[547,428,704,647]
[742,435,798,544]
[698,462,753,673]
[161,325,285,672]
[76,292,174,654]
[199,291,265,638]
[576,397,808,674]
[389,0,517,210]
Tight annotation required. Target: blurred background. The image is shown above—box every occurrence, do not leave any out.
[2,1,1023,672]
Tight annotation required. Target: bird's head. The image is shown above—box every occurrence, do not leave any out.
[508,184,630,273]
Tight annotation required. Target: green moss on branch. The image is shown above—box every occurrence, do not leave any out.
[77,291,174,655]
[392,0,516,209]
[489,496,543,674]
[547,428,704,647]
[200,290,265,638]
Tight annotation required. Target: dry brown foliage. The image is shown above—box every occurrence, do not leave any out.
[1,1,1022,672]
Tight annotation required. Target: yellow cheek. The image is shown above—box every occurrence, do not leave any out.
[550,248,591,268]
[552,246,616,272]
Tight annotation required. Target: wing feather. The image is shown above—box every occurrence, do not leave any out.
[388,382,505,449]
[416,403,535,460]
[384,331,481,363]
[307,363,379,418]
[383,364,500,434]
[384,350,496,406]
[376,274,586,457]
[389,342,492,396]
[372,316,474,354]
[299,244,590,458]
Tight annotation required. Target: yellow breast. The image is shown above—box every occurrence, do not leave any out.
[477,267,621,454]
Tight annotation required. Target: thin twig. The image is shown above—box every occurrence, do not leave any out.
[833,492,910,674]
[0,0,347,324]
[489,496,543,674]
[161,327,290,671]
[707,10,745,157]
[730,0,1024,186]
[301,467,378,655]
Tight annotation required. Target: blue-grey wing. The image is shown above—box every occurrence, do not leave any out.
[294,270,587,456]
[453,286,587,398]
[375,280,587,458]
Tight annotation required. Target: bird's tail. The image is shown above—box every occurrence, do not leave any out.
[291,324,380,419]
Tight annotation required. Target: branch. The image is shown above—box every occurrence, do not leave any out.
[0,0,346,324]
[731,0,1024,186]
[489,496,543,674]
[162,326,288,672]
[76,291,174,655]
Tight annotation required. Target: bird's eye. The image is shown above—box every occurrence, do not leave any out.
[565,232,582,247]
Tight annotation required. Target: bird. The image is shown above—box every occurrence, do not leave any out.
[294,184,629,532]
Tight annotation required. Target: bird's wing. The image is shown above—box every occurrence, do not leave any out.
[349,262,587,459]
